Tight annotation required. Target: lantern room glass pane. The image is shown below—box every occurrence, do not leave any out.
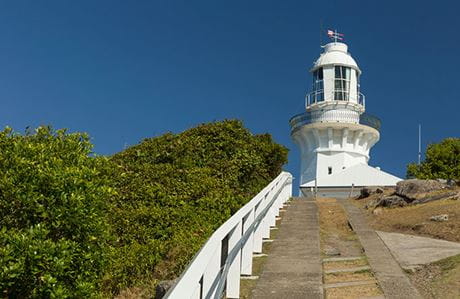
[311,67,324,104]
[344,67,350,79]
[334,66,351,101]
[335,66,341,78]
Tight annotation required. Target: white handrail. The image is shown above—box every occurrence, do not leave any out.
[165,171,293,299]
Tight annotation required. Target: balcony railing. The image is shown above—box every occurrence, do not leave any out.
[305,91,366,108]
[289,111,381,133]
[359,112,381,131]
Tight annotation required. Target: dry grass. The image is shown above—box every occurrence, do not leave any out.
[324,270,374,284]
[323,258,368,271]
[317,198,355,238]
[239,279,257,299]
[318,198,383,298]
[318,198,362,257]
[115,286,154,299]
[326,284,382,299]
[356,196,460,242]
[353,189,460,298]
[408,254,460,299]
[431,254,460,298]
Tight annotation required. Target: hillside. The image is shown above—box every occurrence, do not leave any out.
[354,181,460,299]
[0,121,288,298]
[105,120,288,296]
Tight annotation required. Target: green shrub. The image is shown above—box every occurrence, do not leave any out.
[104,120,288,294]
[0,127,114,298]
[0,121,288,297]
[407,138,460,180]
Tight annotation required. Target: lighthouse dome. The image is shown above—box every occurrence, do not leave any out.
[313,42,360,73]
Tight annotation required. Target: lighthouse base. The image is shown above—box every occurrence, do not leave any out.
[300,186,361,198]
[299,163,402,198]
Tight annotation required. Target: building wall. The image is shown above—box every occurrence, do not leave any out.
[294,123,379,186]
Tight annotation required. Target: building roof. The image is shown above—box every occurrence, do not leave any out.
[312,42,360,73]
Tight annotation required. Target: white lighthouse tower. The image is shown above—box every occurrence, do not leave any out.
[290,32,401,197]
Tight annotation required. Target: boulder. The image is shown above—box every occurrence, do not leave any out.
[375,187,384,194]
[447,179,459,188]
[430,214,449,222]
[437,179,448,184]
[376,195,409,208]
[395,179,446,201]
[359,187,372,199]
[155,279,178,299]
[365,198,381,210]
[411,191,459,205]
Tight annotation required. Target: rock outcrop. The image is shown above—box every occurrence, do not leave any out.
[362,179,458,210]
[155,279,178,299]
[395,179,446,201]
[375,195,408,208]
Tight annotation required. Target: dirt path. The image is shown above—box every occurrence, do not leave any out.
[318,198,383,299]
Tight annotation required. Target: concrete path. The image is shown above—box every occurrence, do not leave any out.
[377,230,460,269]
[339,200,422,299]
[252,197,323,299]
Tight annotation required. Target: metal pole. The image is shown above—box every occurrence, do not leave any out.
[349,183,354,199]
[418,124,421,165]
[314,178,317,200]
[320,19,323,47]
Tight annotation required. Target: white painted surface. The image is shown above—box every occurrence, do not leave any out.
[301,163,401,187]
[291,40,401,189]
[313,42,359,71]
[165,172,293,299]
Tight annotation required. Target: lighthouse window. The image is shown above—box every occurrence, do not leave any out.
[311,67,324,104]
[334,66,351,101]
[328,167,332,175]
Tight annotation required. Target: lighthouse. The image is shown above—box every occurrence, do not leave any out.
[290,31,401,197]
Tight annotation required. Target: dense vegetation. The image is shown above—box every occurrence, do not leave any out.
[105,120,288,295]
[0,120,288,297]
[0,127,114,297]
[407,138,460,181]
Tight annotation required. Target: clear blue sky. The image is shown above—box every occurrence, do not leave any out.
[0,1,458,186]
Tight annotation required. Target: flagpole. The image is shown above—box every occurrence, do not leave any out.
[418,124,421,165]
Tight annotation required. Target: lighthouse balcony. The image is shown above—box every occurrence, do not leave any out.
[289,111,381,134]
[305,90,366,108]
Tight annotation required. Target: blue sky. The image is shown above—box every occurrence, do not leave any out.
[0,1,458,186]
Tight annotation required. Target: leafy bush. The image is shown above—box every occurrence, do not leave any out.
[407,138,460,180]
[0,127,114,298]
[0,121,288,297]
[104,120,288,294]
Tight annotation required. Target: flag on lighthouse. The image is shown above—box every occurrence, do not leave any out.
[327,30,344,41]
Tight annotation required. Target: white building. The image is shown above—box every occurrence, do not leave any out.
[290,36,401,197]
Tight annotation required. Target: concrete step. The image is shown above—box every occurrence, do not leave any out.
[252,199,323,298]
[323,256,366,262]
[325,265,371,274]
[240,275,259,280]
[253,253,267,258]
[324,280,377,289]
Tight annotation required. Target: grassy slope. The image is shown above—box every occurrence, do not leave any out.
[353,189,460,298]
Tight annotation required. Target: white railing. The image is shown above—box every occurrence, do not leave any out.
[165,171,293,299]
[305,91,366,108]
